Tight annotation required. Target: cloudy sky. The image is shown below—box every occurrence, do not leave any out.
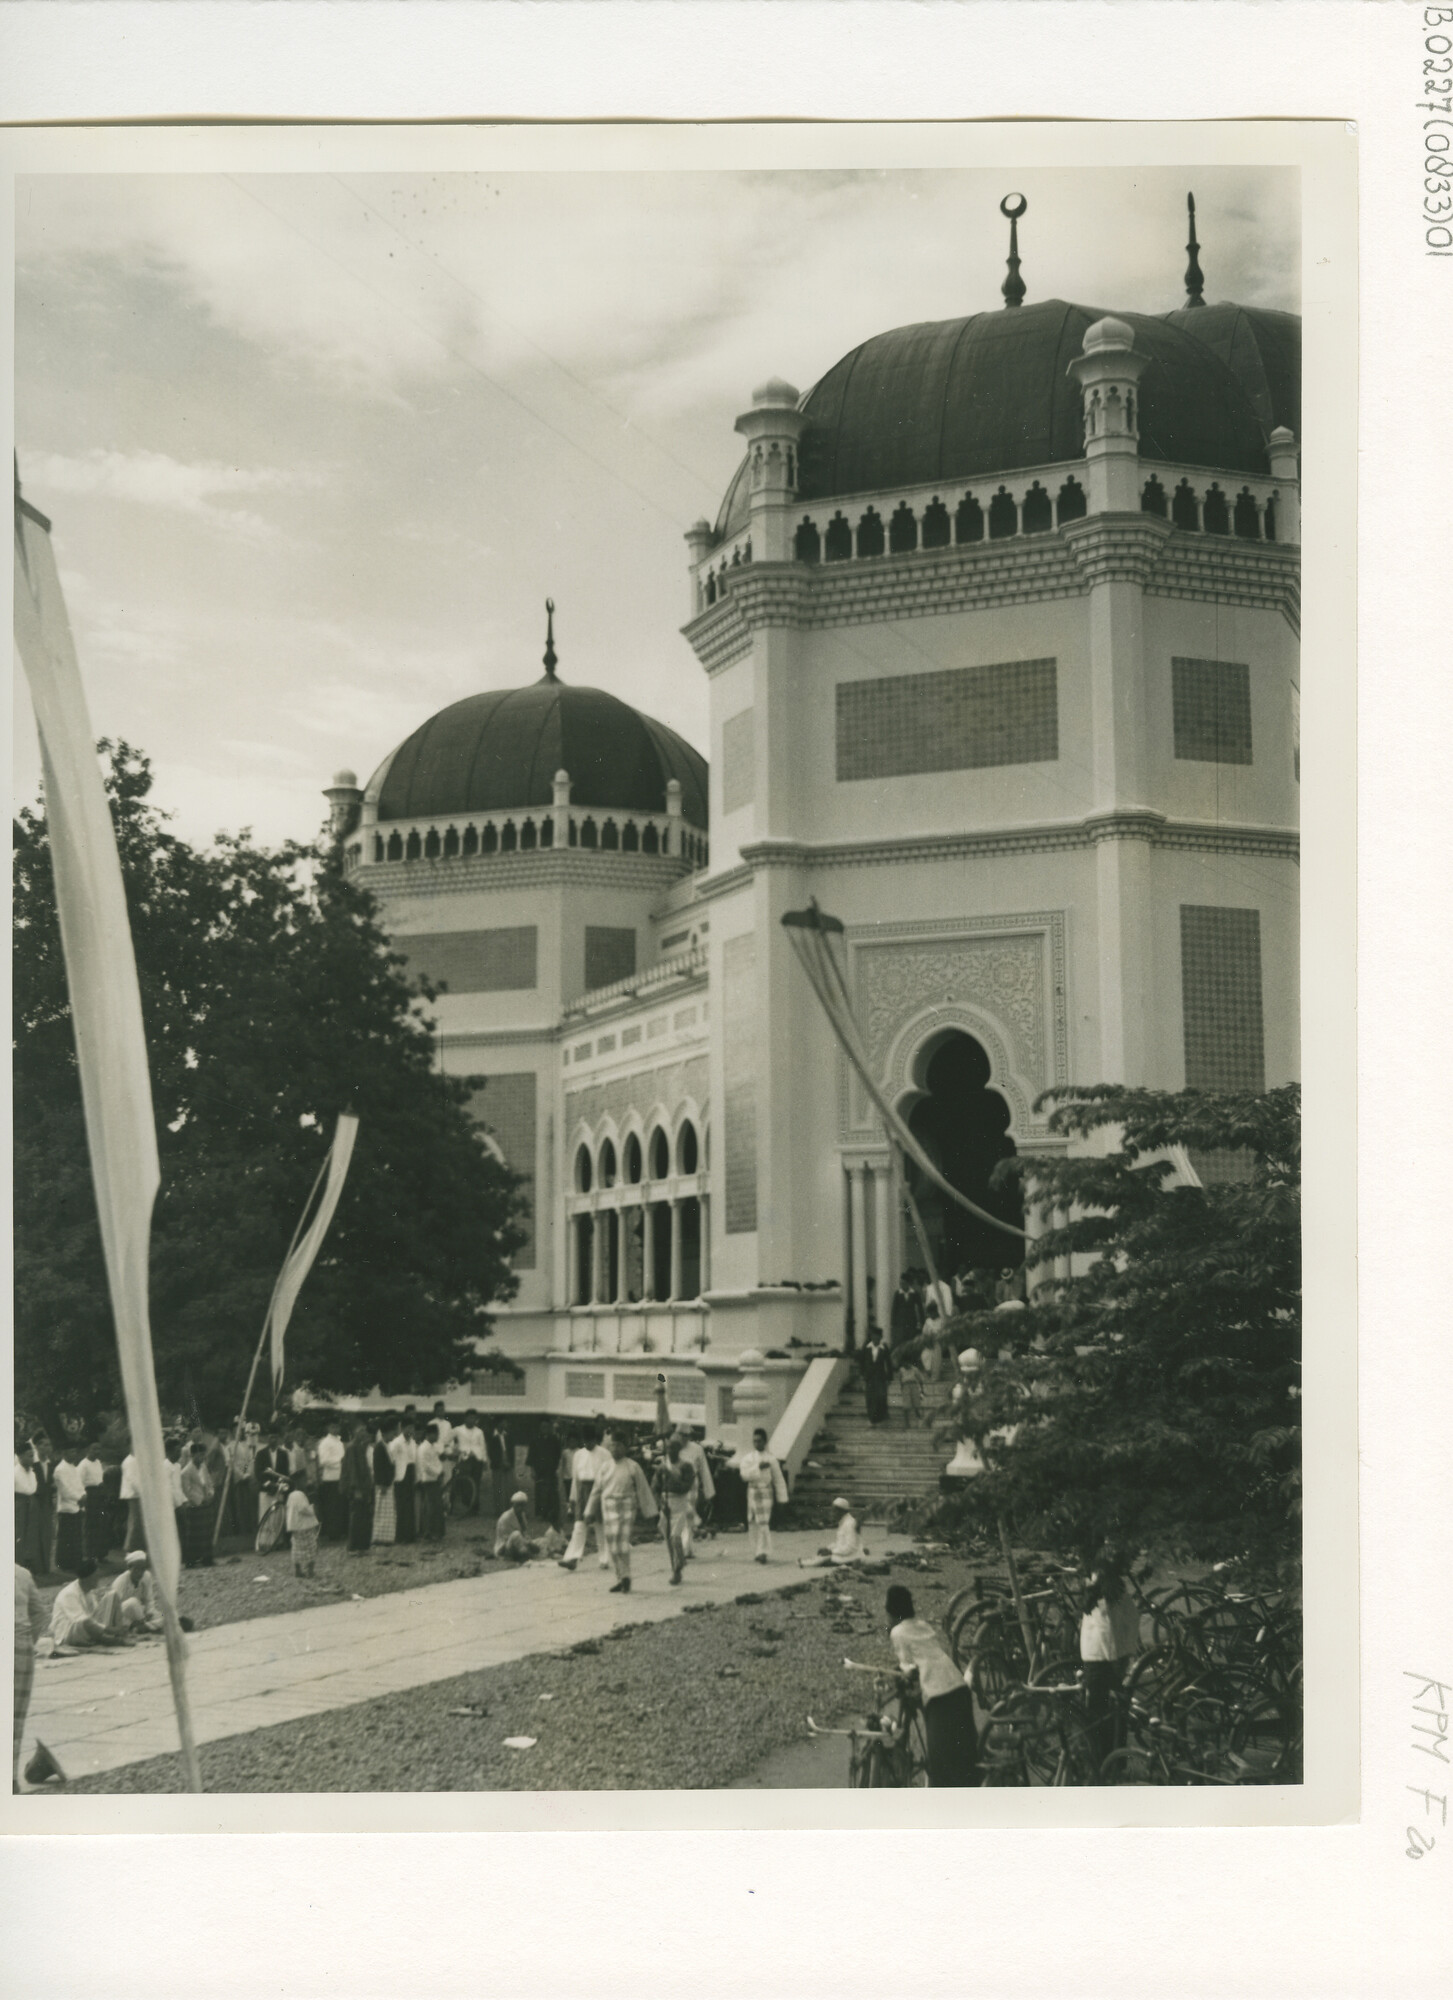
[14,164,1298,848]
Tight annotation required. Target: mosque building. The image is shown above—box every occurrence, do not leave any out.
[324,198,1300,1450]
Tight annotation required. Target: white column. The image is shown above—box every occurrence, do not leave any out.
[849,1162,869,1343]
[669,1198,683,1302]
[699,1193,711,1292]
[642,1202,656,1301]
[872,1160,893,1334]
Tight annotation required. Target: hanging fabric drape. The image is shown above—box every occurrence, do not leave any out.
[269,1111,360,1394]
[14,474,202,1789]
[782,902,1026,1242]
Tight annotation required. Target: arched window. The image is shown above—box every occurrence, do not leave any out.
[622,820,639,852]
[678,1121,699,1175]
[405,830,422,861]
[1172,480,1200,531]
[705,572,716,605]
[424,828,441,859]
[575,1144,593,1194]
[598,1139,617,1189]
[888,502,918,554]
[540,816,554,848]
[649,1128,671,1181]
[567,818,578,847]
[580,817,598,849]
[730,547,741,567]
[462,824,478,856]
[955,494,984,544]
[1233,488,1261,539]
[1021,482,1052,535]
[481,822,499,855]
[500,820,517,853]
[1202,485,1230,535]
[601,819,619,851]
[384,832,400,861]
[1263,498,1277,543]
[824,511,852,562]
[856,507,885,558]
[443,825,460,858]
[372,835,384,862]
[988,487,1018,539]
[1057,477,1088,524]
[623,1133,643,1184]
[520,818,537,850]
[921,498,951,549]
[794,517,820,564]
[642,823,659,855]
[1140,476,1168,518]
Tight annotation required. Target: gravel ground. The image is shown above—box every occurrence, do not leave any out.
[32,1518,519,1635]
[65,1552,981,1793]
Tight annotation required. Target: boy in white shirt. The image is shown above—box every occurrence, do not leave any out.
[52,1446,87,1573]
[315,1419,346,1542]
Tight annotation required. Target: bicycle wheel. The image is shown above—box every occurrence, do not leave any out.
[851,1741,901,1788]
[1099,1744,1168,1785]
[451,1468,479,1517]
[1017,1693,1100,1787]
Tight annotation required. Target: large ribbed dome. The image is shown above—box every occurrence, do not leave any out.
[716,298,1294,539]
[371,676,708,828]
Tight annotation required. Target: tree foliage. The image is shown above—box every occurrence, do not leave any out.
[922,1084,1301,1586]
[14,742,526,1435]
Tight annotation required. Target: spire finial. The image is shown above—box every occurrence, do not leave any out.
[542,597,558,679]
[1000,194,1028,308]
[1183,192,1205,308]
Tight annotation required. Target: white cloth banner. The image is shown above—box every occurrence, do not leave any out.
[269,1113,360,1392]
[13,493,182,1605]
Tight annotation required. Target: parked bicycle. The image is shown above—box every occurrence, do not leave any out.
[808,1659,930,1788]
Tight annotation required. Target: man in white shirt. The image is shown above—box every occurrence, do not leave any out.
[455,1410,487,1515]
[416,1425,445,1541]
[315,1419,346,1542]
[49,1561,132,1648]
[798,1496,868,1567]
[113,1550,163,1633]
[558,1426,612,1571]
[429,1402,453,1455]
[52,1446,87,1573]
[78,1444,106,1561]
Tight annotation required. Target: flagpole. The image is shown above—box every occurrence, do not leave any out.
[212,1144,333,1552]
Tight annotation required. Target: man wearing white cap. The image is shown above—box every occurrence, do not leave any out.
[493,1491,538,1563]
[798,1498,867,1568]
[112,1551,163,1633]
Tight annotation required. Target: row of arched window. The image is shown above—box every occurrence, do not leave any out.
[575,1120,701,1194]
[703,538,752,605]
[370,815,708,869]
[791,481,1088,564]
[1141,477,1279,540]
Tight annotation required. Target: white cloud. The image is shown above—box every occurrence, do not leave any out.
[25,447,313,543]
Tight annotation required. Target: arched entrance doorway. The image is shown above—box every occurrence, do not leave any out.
[904,1030,1024,1282]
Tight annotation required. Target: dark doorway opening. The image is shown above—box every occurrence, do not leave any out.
[904,1031,1023,1282]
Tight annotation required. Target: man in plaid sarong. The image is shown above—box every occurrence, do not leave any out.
[584,1434,658,1593]
[731,1428,788,1563]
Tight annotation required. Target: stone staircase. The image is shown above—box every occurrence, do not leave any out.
[786,1371,952,1525]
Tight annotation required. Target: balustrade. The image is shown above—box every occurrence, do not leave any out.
[363,805,707,872]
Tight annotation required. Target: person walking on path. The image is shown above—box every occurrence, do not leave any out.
[493,1491,540,1563]
[885,1583,977,1786]
[341,1421,375,1554]
[179,1441,216,1568]
[416,1423,446,1542]
[652,1436,696,1586]
[859,1328,894,1426]
[371,1420,398,1547]
[559,1425,612,1571]
[731,1428,787,1564]
[674,1427,715,1558]
[285,1481,321,1578]
[79,1442,107,1561]
[584,1433,658,1594]
[53,1445,86,1573]
[14,1561,47,1788]
[315,1419,346,1542]
[526,1419,563,1529]
[14,1443,44,1574]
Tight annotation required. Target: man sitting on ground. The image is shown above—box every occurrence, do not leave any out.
[493,1491,540,1563]
[48,1559,133,1647]
[798,1497,868,1567]
[112,1549,163,1632]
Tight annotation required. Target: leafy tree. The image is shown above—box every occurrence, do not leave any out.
[14,742,526,1437]
[923,1084,1301,1587]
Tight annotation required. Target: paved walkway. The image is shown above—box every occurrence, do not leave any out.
[24,1527,909,1780]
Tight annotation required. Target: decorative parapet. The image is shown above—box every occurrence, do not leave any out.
[563,943,709,1020]
[349,801,707,877]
